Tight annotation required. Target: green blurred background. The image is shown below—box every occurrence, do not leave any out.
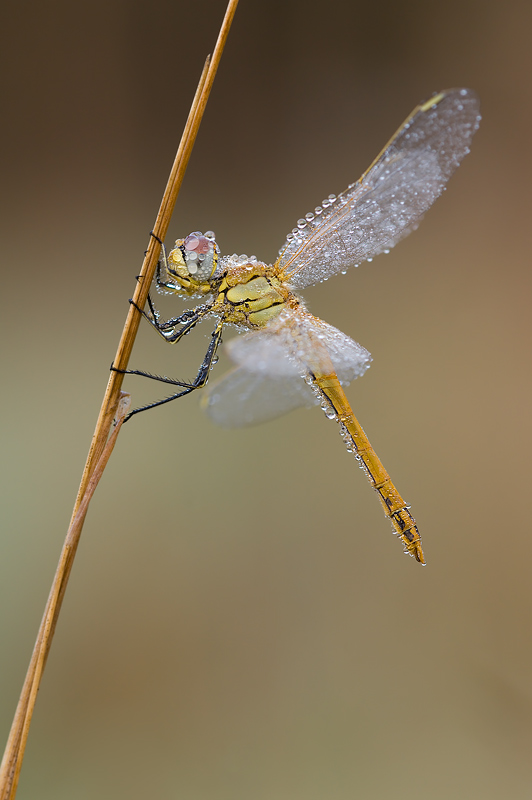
[1,0,531,797]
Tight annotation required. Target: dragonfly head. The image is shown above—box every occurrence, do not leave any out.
[165,231,220,295]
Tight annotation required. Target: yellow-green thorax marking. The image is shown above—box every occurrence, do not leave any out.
[214,264,295,328]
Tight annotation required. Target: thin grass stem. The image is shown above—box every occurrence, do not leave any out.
[0,2,239,797]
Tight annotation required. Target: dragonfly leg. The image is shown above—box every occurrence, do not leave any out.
[130,296,213,343]
[142,233,185,293]
[113,320,223,421]
[133,233,166,285]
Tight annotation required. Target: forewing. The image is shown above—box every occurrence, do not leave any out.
[276,88,481,289]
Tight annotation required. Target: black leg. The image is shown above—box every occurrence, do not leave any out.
[145,293,203,333]
[129,297,212,342]
[116,321,224,421]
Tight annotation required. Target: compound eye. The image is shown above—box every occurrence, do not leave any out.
[182,231,218,279]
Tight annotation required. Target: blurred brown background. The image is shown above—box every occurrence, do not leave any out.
[1,0,531,797]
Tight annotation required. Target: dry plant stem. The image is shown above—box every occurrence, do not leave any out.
[72,54,212,521]
[0,2,239,798]
[74,0,238,514]
[6,393,131,800]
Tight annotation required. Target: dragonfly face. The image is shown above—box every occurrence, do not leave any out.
[164,231,220,296]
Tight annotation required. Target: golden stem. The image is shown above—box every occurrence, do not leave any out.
[0,2,240,797]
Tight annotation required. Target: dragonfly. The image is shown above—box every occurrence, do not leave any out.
[116,88,481,564]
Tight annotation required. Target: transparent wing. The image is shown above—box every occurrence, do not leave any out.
[201,368,318,428]
[201,308,372,428]
[227,308,371,380]
[276,88,481,289]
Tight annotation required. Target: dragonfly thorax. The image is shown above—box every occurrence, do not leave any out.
[215,261,295,329]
